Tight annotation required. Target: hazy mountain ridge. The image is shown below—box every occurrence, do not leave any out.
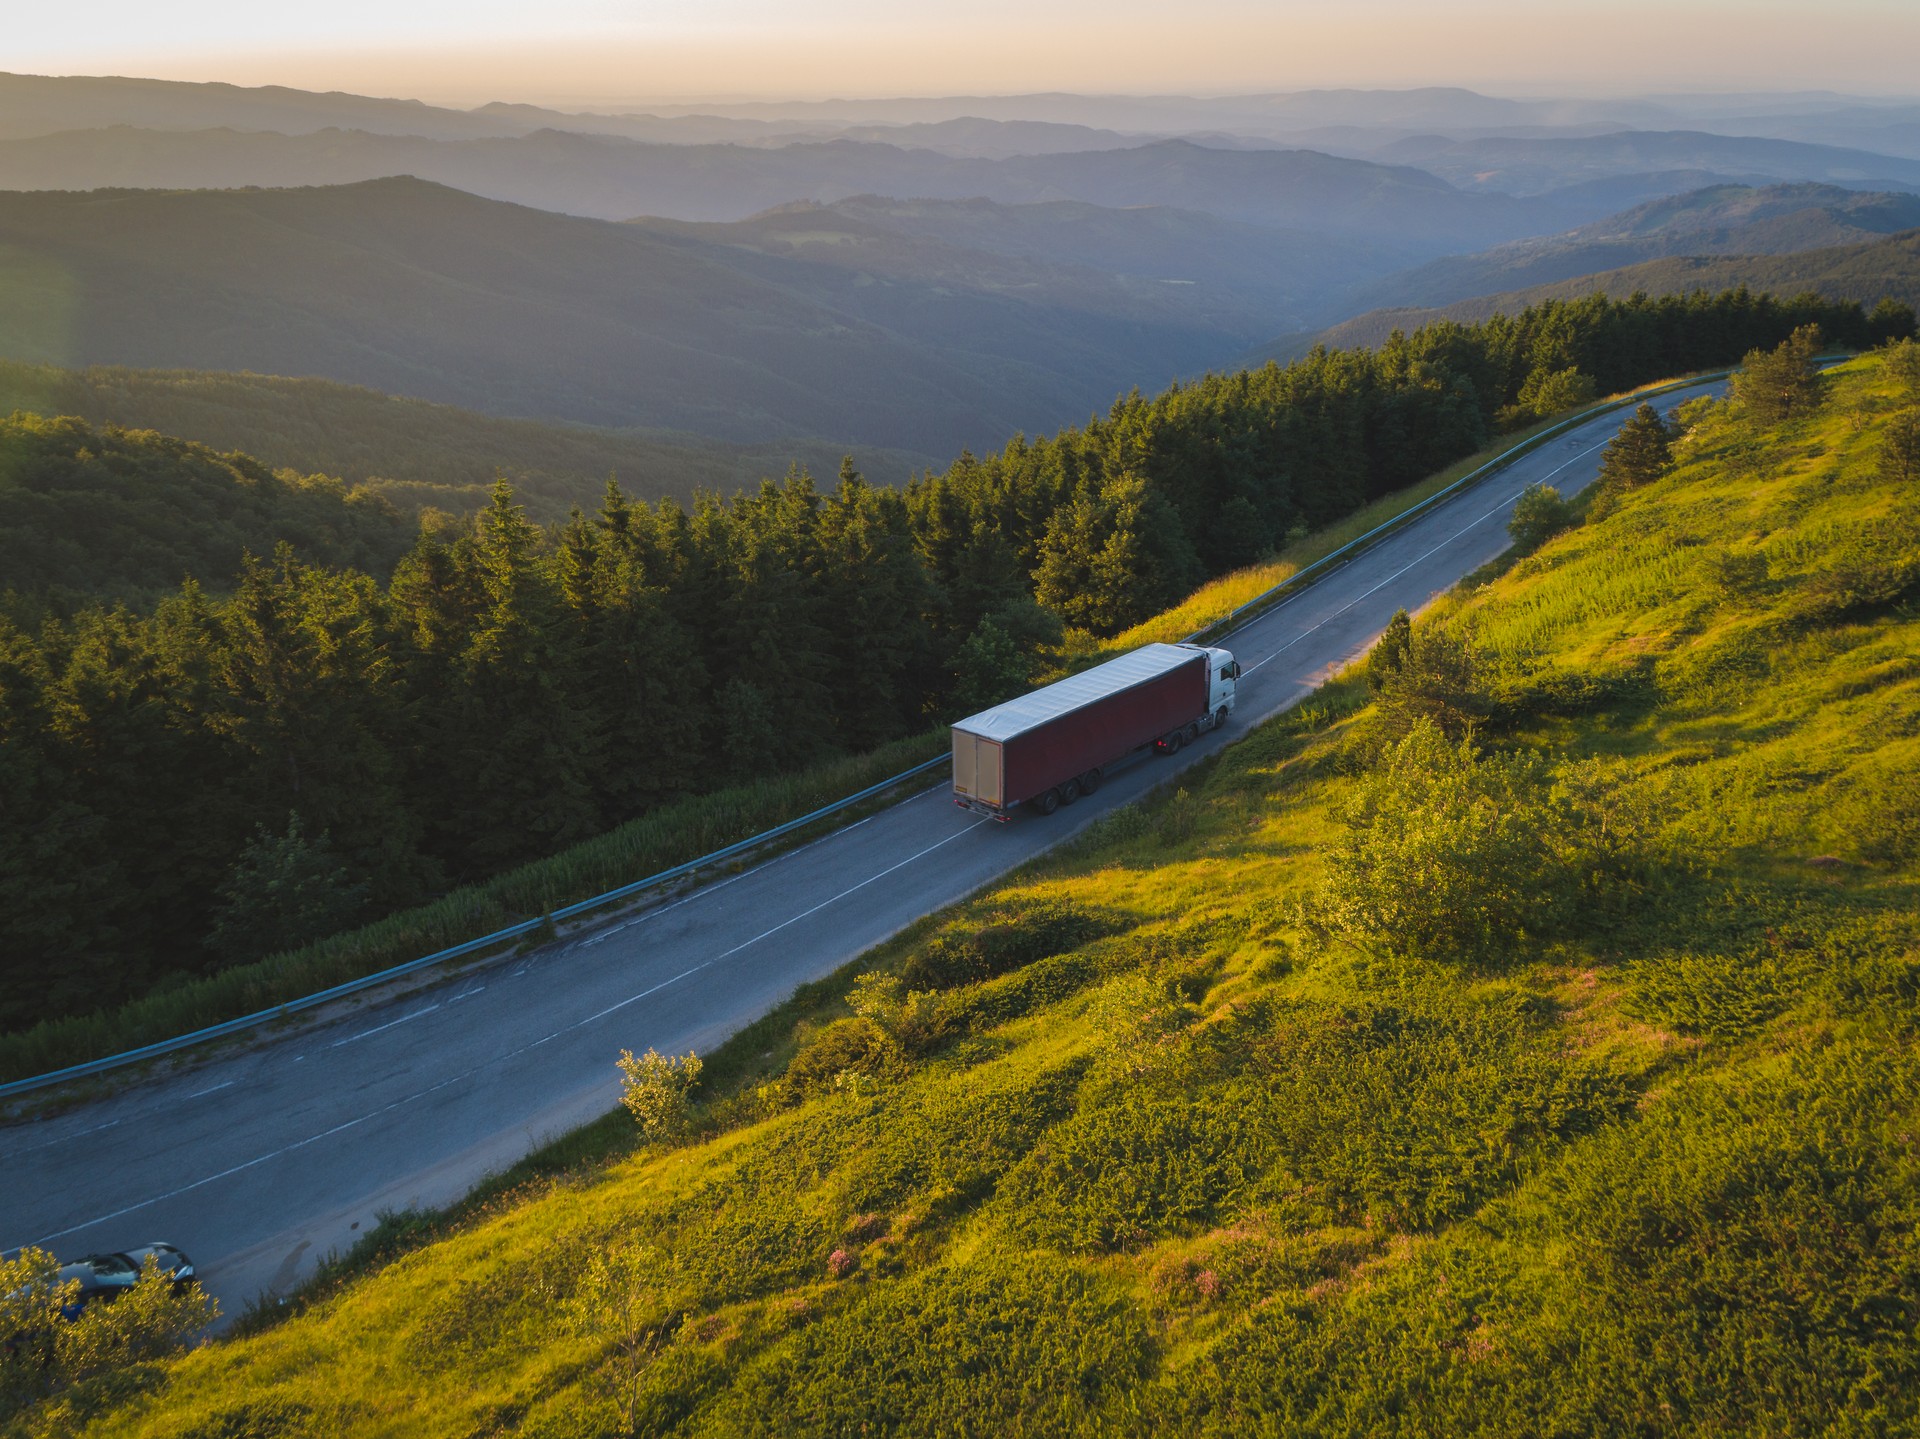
[1281,227,1920,359]
[0,124,1583,244]
[1347,183,1920,314]
[0,178,1284,455]
[634,195,1419,335]
[1379,129,1920,195]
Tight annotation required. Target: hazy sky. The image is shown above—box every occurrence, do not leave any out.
[13,0,1919,106]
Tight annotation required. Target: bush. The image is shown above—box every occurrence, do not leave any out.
[1363,609,1411,693]
[1506,483,1573,554]
[782,1017,901,1098]
[1369,626,1487,742]
[900,900,1113,991]
[1881,408,1920,486]
[616,1047,703,1139]
[1319,720,1564,963]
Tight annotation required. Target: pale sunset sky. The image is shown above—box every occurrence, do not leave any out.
[10,0,1917,105]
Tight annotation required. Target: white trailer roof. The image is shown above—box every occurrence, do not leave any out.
[953,642,1202,743]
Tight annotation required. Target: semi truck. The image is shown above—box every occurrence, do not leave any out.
[951,641,1240,820]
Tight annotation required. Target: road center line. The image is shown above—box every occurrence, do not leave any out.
[709,820,991,964]
[188,1080,235,1098]
[1242,437,1612,678]
[329,1004,439,1048]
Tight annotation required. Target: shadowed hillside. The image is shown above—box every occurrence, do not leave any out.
[0,177,1271,456]
[0,361,930,522]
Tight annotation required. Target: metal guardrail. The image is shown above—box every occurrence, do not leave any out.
[0,753,952,1098]
[1181,369,1736,647]
[4,361,1788,1098]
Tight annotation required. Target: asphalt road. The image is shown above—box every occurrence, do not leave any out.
[1,380,1725,1317]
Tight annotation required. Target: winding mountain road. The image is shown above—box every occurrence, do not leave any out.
[1,379,1725,1317]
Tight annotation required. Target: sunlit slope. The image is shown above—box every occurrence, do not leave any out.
[59,353,1920,1437]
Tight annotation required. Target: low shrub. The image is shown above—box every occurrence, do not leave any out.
[901,899,1116,991]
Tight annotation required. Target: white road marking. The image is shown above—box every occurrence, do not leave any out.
[4,1117,120,1159]
[448,986,486,1003]
[572,809,889,951]
[188,1080,235,1098]
[1242,438,1611,678]
[532,964,714,1042]
[709,820,989,964]
[329,1005,439,1048]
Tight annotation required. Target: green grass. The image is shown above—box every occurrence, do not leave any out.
[15,354,1920,1438]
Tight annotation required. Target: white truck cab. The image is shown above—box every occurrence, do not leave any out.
[1207,646,1240,721]
[1175,643,1239,730]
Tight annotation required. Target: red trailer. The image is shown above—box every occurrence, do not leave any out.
[951,642,1238,820]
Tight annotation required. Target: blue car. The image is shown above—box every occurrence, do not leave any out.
[56,1244,197,1320]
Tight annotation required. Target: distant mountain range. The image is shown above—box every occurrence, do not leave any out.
[0,126,1592,244]
[8,72,1919,157]
[1274,227,1920,360]
[1376,130,1920,196]
[0,178,1327,457]
[1345,183,1920,314]
[627,195,1413,338]
[7,72,1920,474]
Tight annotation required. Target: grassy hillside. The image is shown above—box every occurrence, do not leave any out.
[29,350,1919,1436]
[0,361,931,523]
[1280,226,1920,360]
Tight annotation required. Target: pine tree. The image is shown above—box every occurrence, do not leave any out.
[1731,324,1825,424]
[1596,404,1676,496]
[1882,409,1920,487]
[207,813,369,962]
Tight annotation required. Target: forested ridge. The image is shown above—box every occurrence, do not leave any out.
[0,360,929,525]
[0,285,1892,1032]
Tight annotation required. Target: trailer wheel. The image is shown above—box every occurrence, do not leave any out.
[1078,768,1102,795]
[1184,722,1201,744]
[1031,788,1061,816]
[1059,778,1080,805]
[1161,730,1183,755]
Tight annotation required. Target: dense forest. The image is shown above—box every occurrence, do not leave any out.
[0,285,1901,1030]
